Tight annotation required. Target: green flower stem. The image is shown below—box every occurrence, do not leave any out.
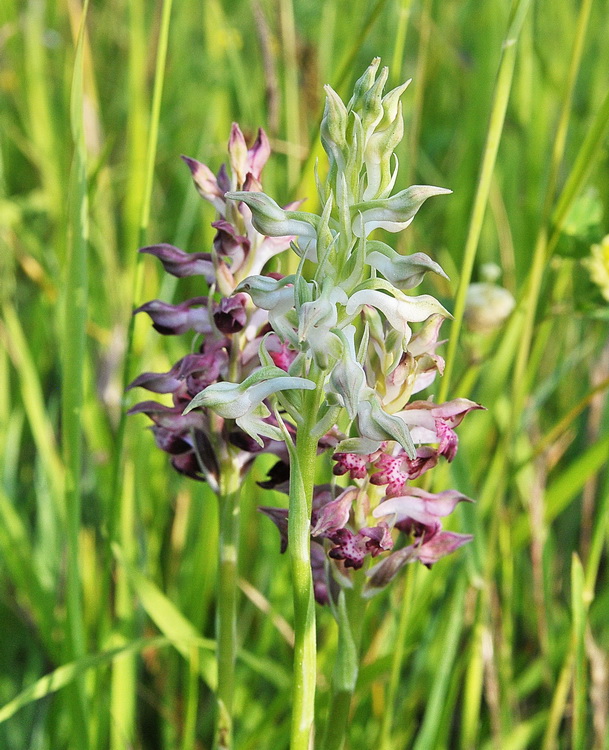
[320,577,367,750]
[214,453,242,750]
[288,374,324,750]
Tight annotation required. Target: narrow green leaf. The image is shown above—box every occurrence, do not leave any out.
[412,576,467,750]
[113,544,217,690]
[0,637,171,725]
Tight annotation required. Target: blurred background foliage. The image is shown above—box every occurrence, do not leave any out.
[1,0,609,748]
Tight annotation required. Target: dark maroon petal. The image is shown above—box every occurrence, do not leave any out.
[151,426,192,455]
[127,353,221,395]
[258,506,289,553]
[127,401,206,431]
[230,430,266,454]
[310,542,331,606]
[212,220,249,270]
[140,244,215,281]
[127,368,184,394]
[185,351,228,394]
[192,428,220,479]
[257,460,290,490]
[134,298,212,335]
[396,517,442,540]
[170,451,206,481]
[213,294,248,334]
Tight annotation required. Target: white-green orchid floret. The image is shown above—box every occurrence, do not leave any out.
[237,275,302,344]
[363,105,404,200]
[366,241,449,289]
[345,286,450,347]
[236,274,297,310]
[183,366,315,445]
[355,391,416,458]
[351,184,452,237]
[226,191,319,244]
[297,287,347,370]
[328,326,368,419]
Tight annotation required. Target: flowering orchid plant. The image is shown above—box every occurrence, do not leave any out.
[183,59,482,749]
[130,59,481,750]
[128,124,305,750]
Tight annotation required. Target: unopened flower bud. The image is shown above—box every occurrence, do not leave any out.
[321,85,349,170]
[181,156,225,213]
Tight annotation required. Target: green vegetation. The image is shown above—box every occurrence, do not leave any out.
[1,0,609,748]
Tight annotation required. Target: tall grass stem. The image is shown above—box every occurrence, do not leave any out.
[62,2,91,744]
[438,0,531,403]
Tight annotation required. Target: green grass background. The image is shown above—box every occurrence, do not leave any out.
[1,0,609,747]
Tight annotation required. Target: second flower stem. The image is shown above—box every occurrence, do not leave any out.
[215,454,242,750]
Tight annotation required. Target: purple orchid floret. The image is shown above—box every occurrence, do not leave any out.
[369,447,439,496]
[374,487,473,528]
[326,524,393,570]
[413,530,474,566]
[139,244,215,281]
[129,124,307,486]
[366,531,474,593]
[213,293,248,334]
[228,123,271,185]
[180,156,226,212]
[127,352,226,396]
[212,220,250,271]
[310,487,357,537]
[332,451,374,479]
[256,389,481,602]
[134,298,212,336]
[397,398,484,462]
